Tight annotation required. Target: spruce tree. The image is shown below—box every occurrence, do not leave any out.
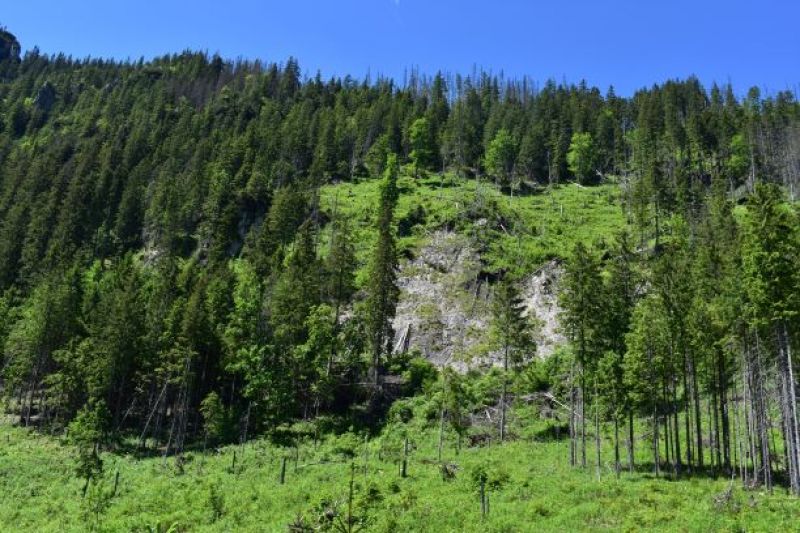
[490,276,533,441]
[559,242,604,468]
[364,153,400,384]
[741,184,800,493]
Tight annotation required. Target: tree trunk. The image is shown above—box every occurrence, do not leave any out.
[776,322,800,494]
[500,344,508,442]
[671,377,682,474]
[614,415,620,478]
[718,346,732,473]
[690,350,703,471]
[569,362,576,467]
[595,377,601,481]
[653,401,660,477]
[581,372,587,468]
[628,410,635,473]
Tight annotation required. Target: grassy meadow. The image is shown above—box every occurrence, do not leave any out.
[1,404,797,532]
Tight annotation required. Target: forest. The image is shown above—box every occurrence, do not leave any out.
[1,25,800,530]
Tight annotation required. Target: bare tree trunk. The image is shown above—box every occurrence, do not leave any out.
[682,347,694,471]
[569,362,576,467]
[628,410,635,473]
[708,394,717,472]
[732,372,744,484]
[581,371,587,468]
[614,415,621,478]
[718,347,732,473]
[500,344,508,442]
[594,377,601,481]
[438,406,445,462]
[671,377,682,475]
[743,342,756,485]
[753,331,772,489]
[653,402,660,477]
[690,351,703,471]
[662,381,671,474]
[776,322,800,494]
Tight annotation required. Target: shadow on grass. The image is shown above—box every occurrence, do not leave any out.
[618,461,747,483]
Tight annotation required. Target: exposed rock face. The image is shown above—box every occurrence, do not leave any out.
[392,231,489,371]
[392,232,566,370]
[0,30,21,62]
[520,259,566,358]
[34,81,56,112]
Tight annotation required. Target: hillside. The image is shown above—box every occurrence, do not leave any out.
[319,175,625,365]
[0,26,800,532]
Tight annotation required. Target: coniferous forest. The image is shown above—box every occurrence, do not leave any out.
[1,25,800,530]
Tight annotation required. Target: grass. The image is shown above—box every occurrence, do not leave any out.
[1,402,797,532]
[319,171,627,280]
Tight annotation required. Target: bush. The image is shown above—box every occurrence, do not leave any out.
[469,462,511,492]
[402,356,438,395]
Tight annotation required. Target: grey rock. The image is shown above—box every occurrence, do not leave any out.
[34,82,57,112]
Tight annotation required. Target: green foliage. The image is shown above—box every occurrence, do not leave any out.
[559,242,604,370]
[199,392,230,445]
[485,128,517,191]
[623,293,671,411]
[401,356,439,395]
[206,482,225,522]
[364,134,391,178]
[566,132,598,184]
[69,399,110,493]
[1,392,800,531]
[409,117,437,174]
[364,154,400,370]
[490,276,535,367]
[741,183,799,326]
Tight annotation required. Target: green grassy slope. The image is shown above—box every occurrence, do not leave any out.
[1,411,796,532]
[320,171,627,279]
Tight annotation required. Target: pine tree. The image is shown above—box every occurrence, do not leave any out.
[364,153,400,383]
[409,117,436,175]
[624,294,672,476]
[324,215,357,324]
[741,183,800,493]
[601,230,638,474]
[490,276,533,441]
[560,242,604,468]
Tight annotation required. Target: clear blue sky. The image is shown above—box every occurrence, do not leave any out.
[2,0,798,96]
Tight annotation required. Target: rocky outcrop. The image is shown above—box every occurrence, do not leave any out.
[392,232,566,370]
[0,29,21,63]
[392,231,489,371]
[520,260,566,358]
[34,81,56,112]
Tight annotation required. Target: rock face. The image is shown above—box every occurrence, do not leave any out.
[34,82,56,112]
[392,231,489,371]
[392,231,566,370]
[0,30,21,63]
[520,260,566,358]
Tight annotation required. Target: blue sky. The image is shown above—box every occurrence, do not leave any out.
[2,0,798,95]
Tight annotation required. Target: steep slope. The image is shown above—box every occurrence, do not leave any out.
[321,173,625,368]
